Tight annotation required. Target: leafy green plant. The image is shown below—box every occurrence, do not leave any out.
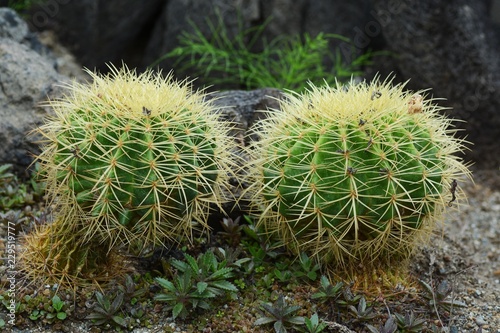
[394,311,426,332]
[240,216,284,274]
[154,270,215,320]
[0,164,38,210]
[299,313,328,333]
[2,292,71,324]
[245,77,472,270]
[86,291,127,328]
[420,279,466,313]
[0,163,46,233]
[154,250,238,319]
[366,316,398,333]
[129,304,146,320]
[170,251,238,296]
[294,252,321,282]
[311,276,344,303]
[337,285,363,308]
[118,274,148,305]
[29,162,47,200]
[213,246,251,272]
[0,164,14,184]
[28,308,43,321]
[45,295,68,322]
[257,273,276,290]
[348,296,376,322]
[233,278,246,290]
[254,294,305,333]
[0,294,25,314]
[241,239,282,273]
[270,254,320,285]
[219,216,244,247]
[273,268,294,284]
[152,13,373,92]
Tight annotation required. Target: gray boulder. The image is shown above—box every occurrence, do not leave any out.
[206,88,286,213]
[0,8,70,173]
[0,6,29,42]
[26,0,164,69]
[369,0,500,166]
[0,7,56,62]
[0,38,68,172]
[206,88,284,143]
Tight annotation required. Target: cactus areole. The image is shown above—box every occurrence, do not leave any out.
[247,78,471,266]
[37,65,234,246]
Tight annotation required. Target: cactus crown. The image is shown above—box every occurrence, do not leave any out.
[246,77,471,268]
[37,65,236,247]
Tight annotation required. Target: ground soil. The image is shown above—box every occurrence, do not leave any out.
[1,165,499,332]
[409,166,500,332]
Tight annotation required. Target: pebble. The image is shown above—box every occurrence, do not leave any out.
[476,315,488,326]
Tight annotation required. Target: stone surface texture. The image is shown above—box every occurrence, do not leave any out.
[369,0,500,167]
[0,8,70,173]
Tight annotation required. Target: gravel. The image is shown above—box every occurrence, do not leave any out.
[410,167,500,332]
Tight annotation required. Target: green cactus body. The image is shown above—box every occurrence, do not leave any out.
[247,79,471,266]
[38,65,235,246]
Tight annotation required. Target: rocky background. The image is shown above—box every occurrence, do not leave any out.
[0,0,499,172]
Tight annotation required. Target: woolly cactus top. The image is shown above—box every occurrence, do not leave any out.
[247,78,471,267]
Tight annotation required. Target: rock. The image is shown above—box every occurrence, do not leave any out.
[369,0,500,167]
[0,38,69,172]
[0,9,71,173]
[19,1,500,167]
[206,88,285,142]
[0,8,286,176]
[37,30,89,81]
[0,7,51,57]
[27,0,164,69]
[0,7,85,78]
[266,0,371,48]
[475,315,488,326]
[0,7,29,42]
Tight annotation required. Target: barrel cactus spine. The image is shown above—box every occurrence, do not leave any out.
[19,209,125,288]
[36,64,237,248]
[245,77,471,269]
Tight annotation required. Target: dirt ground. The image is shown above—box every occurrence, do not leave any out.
[1,165,498,333]
[410,166,500,332]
